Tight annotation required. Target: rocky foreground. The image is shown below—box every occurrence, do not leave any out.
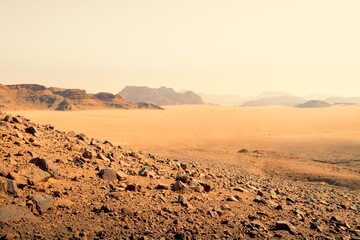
[0,111,359,240]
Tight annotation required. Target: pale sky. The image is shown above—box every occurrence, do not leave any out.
[0,1,359,97]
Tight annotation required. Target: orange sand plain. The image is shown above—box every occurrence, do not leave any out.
[9,105,360,189]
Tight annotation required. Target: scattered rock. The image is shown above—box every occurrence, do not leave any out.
[221,204,231,210]
[286,197,296,203]
[178,195,192,208]
[19,167,51,184]
[116,170,128,181]
[310,222,323,232]
[7,172,27,188]
[0,110,358,239]
[29,157,51,171]
[175,175,189,183]
[275,221,297,234]
[238,149,249,153]
[31,193,54,214]
[76,133,87,141]
[155,183,169,190]
[188,178,203,192]
[198,180,211,192]
[330,215,343,222]
[25,126,40,136]
[138,167,151,177]
[254,196,267,204]
[3,115,13,123]
[73,156,85,166]
[6,179,20,197]
[226,195,242,202]
[97,153,110,161]
[125,183,138,191]
[234,187,248,192]
[98,168,118,181]
[172,180,190,193]
[82,148,93,159]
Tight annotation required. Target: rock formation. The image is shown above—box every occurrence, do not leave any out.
[0,84,162,110]
[241,95,305,107]
[296,100,331,108]
[119,86,204,105]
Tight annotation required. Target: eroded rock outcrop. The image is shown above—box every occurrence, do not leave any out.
[0,84,162,110]
[119,86,204,105]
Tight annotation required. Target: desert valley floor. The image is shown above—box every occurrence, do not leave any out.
[9,105,360,190]
[1,105,360,239]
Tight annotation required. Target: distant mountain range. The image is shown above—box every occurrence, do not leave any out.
[295,100,331,108]
[199,91,360,108]
[241,95,305,107]
[2,83,360,110]
[325,97,360,104]
[198,93,245,105]
[0,84,162,110]
[119,86,203,106]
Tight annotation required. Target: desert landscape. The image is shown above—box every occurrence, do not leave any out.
[1,105,359,239]
[8,105,360,189]
[1,1,360,239]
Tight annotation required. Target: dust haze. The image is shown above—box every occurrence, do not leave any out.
[10,105,360,189]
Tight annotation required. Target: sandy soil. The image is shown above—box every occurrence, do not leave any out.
[9,105,360,190]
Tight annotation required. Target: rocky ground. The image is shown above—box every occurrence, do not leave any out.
[0,110,359,240]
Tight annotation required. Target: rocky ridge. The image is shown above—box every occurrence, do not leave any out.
[0,111,359,239]
[119,86,204,106]
[241,96,306,107]
[296,100,331,108]
[0,84,162,110]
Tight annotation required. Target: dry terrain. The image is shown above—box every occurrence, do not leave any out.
[9,105,360,189]
[1,105,359,239]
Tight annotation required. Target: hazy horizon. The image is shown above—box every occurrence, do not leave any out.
[0,82,351,99]
[1,1,359,97]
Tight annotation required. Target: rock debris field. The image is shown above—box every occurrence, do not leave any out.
[0,110,359,239]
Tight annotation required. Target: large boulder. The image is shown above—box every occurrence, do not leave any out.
[0,177,20,197]
[31,193,54,214]
[98,168,127,181]
[19,166,51,185]
[29,157,59,178]
[25,126,40,136]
